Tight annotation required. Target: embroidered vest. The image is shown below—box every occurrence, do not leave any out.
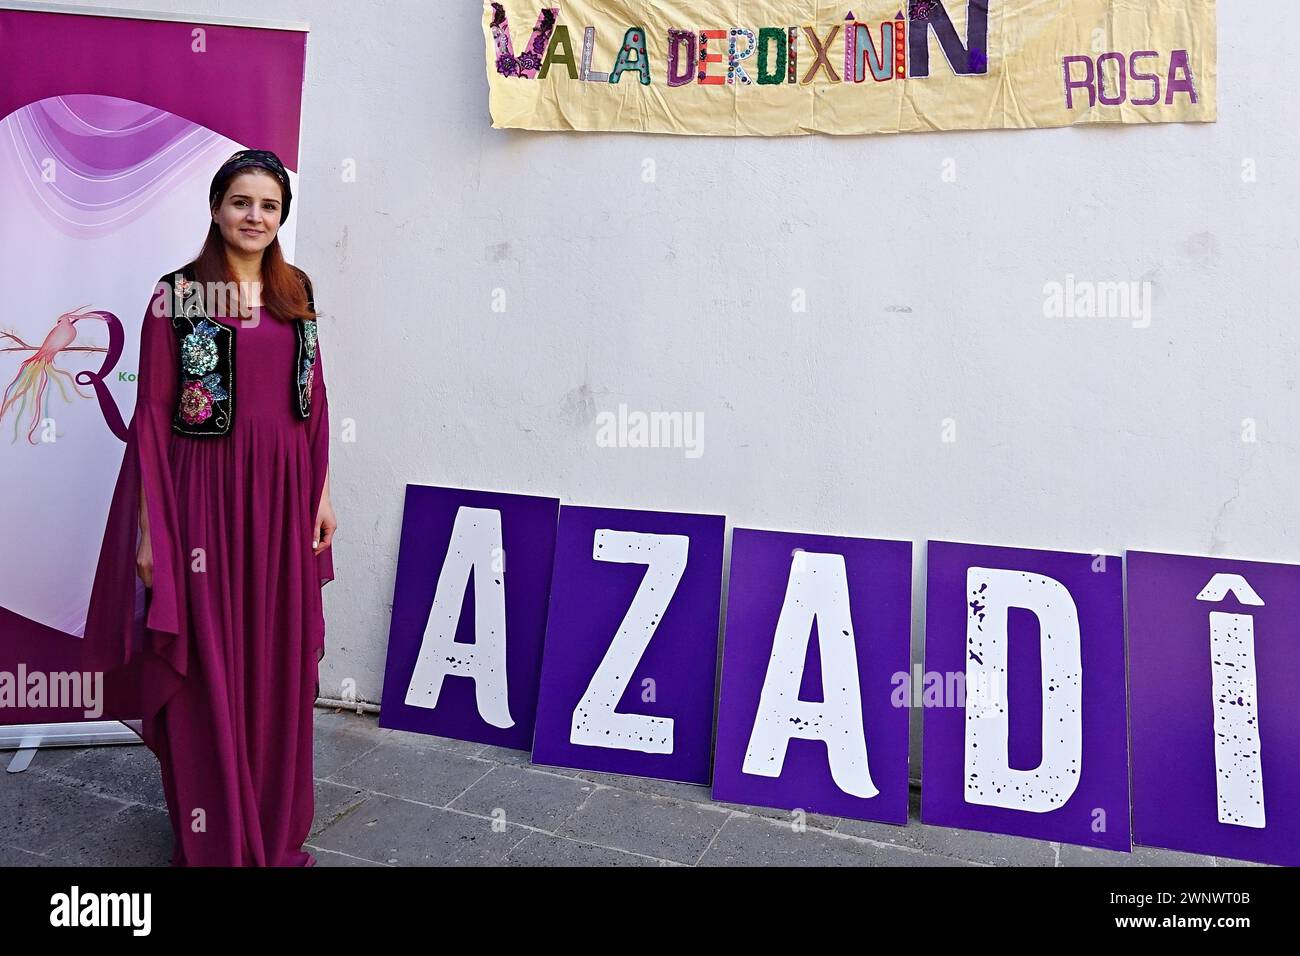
[163,268,318,437]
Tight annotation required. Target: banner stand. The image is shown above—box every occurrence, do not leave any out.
[1,721,143,773]
[0,3,311,766]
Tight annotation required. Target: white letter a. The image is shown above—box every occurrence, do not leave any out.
[405,507,513,728]
[742,552,877,798]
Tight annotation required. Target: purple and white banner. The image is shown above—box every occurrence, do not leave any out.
[0,7,308,724]
[1128,551,1300,867]
[920,541,1130,851]
[711,529,912,824]
[378,485,561,750]
[530,505,725,783]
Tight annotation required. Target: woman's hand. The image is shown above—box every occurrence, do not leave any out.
[137,483,153,588]
[313,492,336,556]
[137,526,154,588]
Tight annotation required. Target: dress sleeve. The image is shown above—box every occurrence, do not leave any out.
[135,280,186,639]
[308,336,335,590]
[306,327,334,666]
[81,278,190,719]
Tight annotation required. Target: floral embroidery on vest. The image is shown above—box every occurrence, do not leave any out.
[293,285,318,419]
[298,334,315,404]
[180,319,220,375]
[169,271,235,437]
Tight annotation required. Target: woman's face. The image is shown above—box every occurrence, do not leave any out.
[211,170,283,256]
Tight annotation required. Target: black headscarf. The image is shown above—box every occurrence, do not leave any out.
[208,149,293,223]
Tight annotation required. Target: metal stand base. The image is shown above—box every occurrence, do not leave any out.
[1,721,144,773]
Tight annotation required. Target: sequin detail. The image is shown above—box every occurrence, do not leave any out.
[180,320,221,375]
[303,320,318,360]
[179,380,214,424]
[297,318,318,414]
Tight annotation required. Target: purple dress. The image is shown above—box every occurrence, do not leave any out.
[83,278,334,866]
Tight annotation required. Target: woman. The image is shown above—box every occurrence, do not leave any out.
[83,149,337,866]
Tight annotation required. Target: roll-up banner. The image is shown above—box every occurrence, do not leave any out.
[0,3,309,725]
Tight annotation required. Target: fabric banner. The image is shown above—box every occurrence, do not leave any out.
[483,0,1217,136]
[0,7,307,724]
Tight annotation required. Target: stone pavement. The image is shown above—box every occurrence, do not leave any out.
[0,707,1263,867]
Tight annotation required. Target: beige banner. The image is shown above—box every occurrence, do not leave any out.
[483,0,1216,136]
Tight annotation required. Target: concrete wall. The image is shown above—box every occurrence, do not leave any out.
[58,3,1296,757]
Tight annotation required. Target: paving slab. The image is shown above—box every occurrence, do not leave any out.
[556,786,730,865]
[310,794,522,866]
[505,833,668,867]
[0,771,129,855]
[31,742,167,811]
[42,805,174,867]
[325,737,492,806]
[701,812,974,867]
[447,764,594,832]
[1059,843,1220,867]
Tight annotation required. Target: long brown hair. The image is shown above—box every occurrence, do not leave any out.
[188,171,316,323]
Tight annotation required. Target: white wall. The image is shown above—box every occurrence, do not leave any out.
[59,2,1298,745]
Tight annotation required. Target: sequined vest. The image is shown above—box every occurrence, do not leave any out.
[162,267,318,437]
